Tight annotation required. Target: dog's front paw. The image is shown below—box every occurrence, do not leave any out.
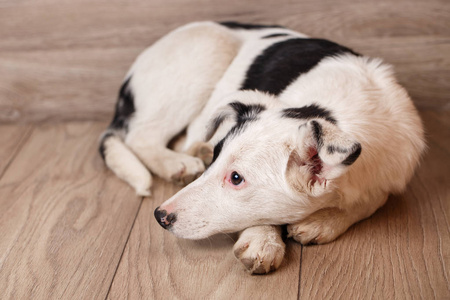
[186,141,214,167]
[166,155,205,185]
[287,208,351,245]
[233,225,285,274]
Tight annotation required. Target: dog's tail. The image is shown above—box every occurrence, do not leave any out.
[99,129,152,196]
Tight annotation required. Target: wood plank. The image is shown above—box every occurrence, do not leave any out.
[299,111,450,299]
[107,178,302,300]
[0,0,448,297]
[0,122,142,299]
[0,124,32,178]
[0,0,448,123]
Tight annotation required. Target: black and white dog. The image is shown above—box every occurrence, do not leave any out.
[99,21,425,274]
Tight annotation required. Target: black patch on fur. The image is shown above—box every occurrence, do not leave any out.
[208,102,266,166]
[213,115,227,132]
[99,77,135,162]
[282,104,337,124]
[109,76,135,131]
[211,138,225,165]
[228,121,248,138]
[219,21,284,30]
[240,38,359,95]
[205,114,228,142]
[262,33,290,39]
[228,102,266,137]
[229,102,266,123]
[327,145,349,155]
[205,102,266,143]
[98,132,114,161]
[342,143,362,166]
[311,120,323,149]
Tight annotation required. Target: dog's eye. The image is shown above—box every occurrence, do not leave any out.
[230,171,244,185]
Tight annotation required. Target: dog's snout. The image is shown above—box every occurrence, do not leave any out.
[154,206,177,229]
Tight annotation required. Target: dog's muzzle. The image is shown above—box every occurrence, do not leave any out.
[154,207,177,229]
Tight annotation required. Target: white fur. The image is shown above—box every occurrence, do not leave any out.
[101,22,425,274]
[102,21,240,190]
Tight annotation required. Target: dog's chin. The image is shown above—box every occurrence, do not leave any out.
[169,224,237,240]
[169,226,215,240]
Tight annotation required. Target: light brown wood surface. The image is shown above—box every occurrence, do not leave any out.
[0,0,448,123]
[0,0,449,299]
[107,178,301,300]
[0,125,31,177]
[0,122,141,299]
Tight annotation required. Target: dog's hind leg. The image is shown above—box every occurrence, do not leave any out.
[233,225,285,274]
[123,21,240,178]
[100,131,152,196]
[99,76,153,196]
[100,21,240,192]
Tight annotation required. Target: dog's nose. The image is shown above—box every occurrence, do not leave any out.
[154,207,177,229]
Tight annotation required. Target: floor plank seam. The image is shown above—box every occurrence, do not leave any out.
[0,126,34,180]
[297,245,304,300]
[104,196,144,300]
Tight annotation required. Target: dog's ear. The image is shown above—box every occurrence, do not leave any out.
[286,119,361,197]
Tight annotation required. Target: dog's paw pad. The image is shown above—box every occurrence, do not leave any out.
[233,234,285,274]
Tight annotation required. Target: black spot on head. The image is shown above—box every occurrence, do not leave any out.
[219,21,284,30]
[99,132,114,161]
[228,121,247,138]
[205,114,228,142]
[229,102,266,123]
[211,138,225,165]
[262,33,290,39]
[206,102,266,144]
[241,38,359,95]
[109,76,135,131]
[228,102,266,137]
[310,120,323,149]
[342,143,362,166]
[282,104,337,124]
[208,102,266,167]
[213,115,227,132]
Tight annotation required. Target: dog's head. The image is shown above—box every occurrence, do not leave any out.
[155,91,361,239]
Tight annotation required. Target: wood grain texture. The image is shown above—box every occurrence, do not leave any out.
[299,111,450,299]
[0,122,142,300]
[0,0,449,298]
[0,0,448,123]
[0,124,32,177]
[107,178,302,300]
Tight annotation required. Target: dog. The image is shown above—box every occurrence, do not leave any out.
[99,21,425,274]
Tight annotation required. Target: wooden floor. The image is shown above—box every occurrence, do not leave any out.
[0,0,449,299]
